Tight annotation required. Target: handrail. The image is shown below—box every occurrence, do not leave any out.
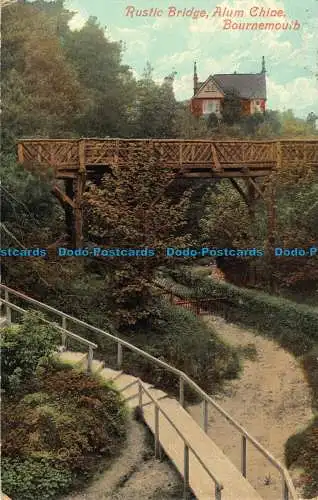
[0,284,298,500]
[135,377,224,498]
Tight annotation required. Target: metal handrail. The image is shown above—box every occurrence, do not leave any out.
[133,377,223,499]
[0,291,97,372]
[0,284,298,500]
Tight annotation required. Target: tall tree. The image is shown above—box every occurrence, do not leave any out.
[63,16,136,137]
[1,1,86,152]
[83,149,191,327]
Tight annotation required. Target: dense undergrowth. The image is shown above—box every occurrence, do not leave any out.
[1,312,128,500]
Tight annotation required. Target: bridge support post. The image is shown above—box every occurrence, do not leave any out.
[65,179,74,241]
[74,173,85,248]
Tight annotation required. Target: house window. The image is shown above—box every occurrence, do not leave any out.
[203,100,219,114]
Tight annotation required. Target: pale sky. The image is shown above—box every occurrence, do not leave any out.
[49,1,318,117]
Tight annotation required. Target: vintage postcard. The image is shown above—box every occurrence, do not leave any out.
[1,1,318,499]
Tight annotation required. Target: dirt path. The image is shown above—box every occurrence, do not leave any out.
[63,415,183,500]
[188,315,314,500]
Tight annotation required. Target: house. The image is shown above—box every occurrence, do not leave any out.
[190,57,267,118]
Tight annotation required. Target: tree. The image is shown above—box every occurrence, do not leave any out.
[222,88,242,125]
[1,2,87,152]
[207,112,219,130]
[174,102,210,138]
[83,149,191,328]
[132,64,178,138]
[63,16,136,137]
[306,112,318,131]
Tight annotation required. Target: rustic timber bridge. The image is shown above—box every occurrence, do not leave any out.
[17,138,318,247]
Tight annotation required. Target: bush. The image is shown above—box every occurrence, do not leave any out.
[2,364,128,498]
[162,268,318,356]
[285,416,318,498]
[1,457,72,500]
[115,300,240,401]
[1,311,60,393]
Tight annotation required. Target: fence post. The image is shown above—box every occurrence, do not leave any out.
[61,316,67,349]
[202,399,208,433]
[241,435,247,478]
[138,380,143,407]
[179,377,184,408]
[183,444,189,499]
[195,299,200,315]
[215,483,222,500]
[4,288,11,324]
[282,477,289,500]
[154,405,160,458]
[87,346,93,372]
[117,342,123,368]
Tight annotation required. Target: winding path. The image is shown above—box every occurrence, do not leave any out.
[188,315,314,500]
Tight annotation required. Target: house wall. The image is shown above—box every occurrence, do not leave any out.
[250,99,266,114]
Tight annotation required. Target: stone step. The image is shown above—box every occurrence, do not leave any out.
[143,398,262,500]
[0,316,7,328]
[99,367,123,381]
[58,351,88,366]
[90,359,105,374]
[126,388,169,409]
[111,373,138,391]
[121,381,153,401]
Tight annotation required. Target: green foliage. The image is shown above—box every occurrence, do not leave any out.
[222,89,242,125]
[116,300,240,401]
[2,364,128,499]
[2,457,73,500]
[285,416,318,498]
[83,150,191,327]
[1,310,59,393]
[1,2,86,153]
[1,154,57,227]
[164,268,318,356]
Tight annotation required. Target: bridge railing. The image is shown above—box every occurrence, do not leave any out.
[0,284,298,500]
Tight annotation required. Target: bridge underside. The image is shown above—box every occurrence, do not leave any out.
[17,138,318,257]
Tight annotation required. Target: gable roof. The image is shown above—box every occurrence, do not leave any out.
[194,73,266,100]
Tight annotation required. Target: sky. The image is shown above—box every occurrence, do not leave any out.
[59,1,317,117]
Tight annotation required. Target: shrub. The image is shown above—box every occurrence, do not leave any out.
[115,300,240,401]
[1,457,72,500]
[2,365,127,468]
[1,310,59,393]
[162,268,318,356]
[285,416,318,498]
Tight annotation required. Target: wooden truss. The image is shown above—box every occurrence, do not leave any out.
[17,138,318,249]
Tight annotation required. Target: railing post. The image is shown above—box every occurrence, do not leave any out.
[138,380,143,407]
[179,377,184,408]
[202,399,208,433]
[4,289,11,324]
[117,342,123,368]
[282,477,289,500]
[154,405,160,458]
[61,316,67,349]
[241,435,247,478]
[183,444,189,499]
[215,483,222,500]
[87,346,93,372]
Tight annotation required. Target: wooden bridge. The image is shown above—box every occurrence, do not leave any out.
[17,138,318,248]
[17,138,318,178]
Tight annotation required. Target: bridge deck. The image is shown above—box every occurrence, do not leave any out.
[17,138,318,178]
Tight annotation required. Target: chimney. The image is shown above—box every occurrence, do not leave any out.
[193,61,198,95]
[261,56,266,74]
